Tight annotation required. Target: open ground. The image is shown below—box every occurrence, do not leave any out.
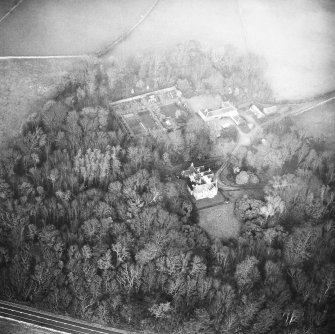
[0,0,154,57]
[0,58,78,145]
[0,0,335,98]
[198,202,240,240]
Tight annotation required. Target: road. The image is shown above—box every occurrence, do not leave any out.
[0,300,135,334]
[215,93,335,188]
[248,94,335,142]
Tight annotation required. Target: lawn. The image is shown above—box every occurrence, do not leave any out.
[138,111,158,130]
[160,103,178,118]
[198,203,240,240]
[125,116,145,135]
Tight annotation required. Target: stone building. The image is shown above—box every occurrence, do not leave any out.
[182,163,218,200]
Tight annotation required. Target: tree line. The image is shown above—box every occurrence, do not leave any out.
[0,44,334,333]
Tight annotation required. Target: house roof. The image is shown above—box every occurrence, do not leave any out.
[249,104,265,118]
[199,101,237,119]
[193,182,216,194]
[262,106,277,114]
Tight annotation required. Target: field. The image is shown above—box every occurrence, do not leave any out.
[160,103,179,118]
[187,95,222,115]
[114,0,335,100]
[0,0,17,18]
[138,111,158,130]
[198,203,240,240]
[0,58,78,146]
[292,100,335,147]
[0,317,55,334]
[0,0,334,147]
[0,0,154,56]
[0,0,334,99]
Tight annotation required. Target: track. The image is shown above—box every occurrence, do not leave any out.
[0,0,160,60]
[0,300,134,334]
[0,0,24,25]
[95,0,160,58]
[197,200,229,211]
[214,93,335,190]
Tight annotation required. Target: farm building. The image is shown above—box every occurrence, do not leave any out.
[249,104,265,119]
[182,163,218,200]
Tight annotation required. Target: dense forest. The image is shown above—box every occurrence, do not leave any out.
[106,40,272,103]
[0,42,334,333]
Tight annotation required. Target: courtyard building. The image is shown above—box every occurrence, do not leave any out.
[110,86,188,136]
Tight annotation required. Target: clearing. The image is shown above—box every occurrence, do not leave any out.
[198,203,240,240]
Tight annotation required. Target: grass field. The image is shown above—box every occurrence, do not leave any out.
[0,0,154,56]
[114,0,335,100]
[138,111,158,130]
[0,317,55,334]
[0,58,77,145]
[198,203,240,240]
[1,0,334,100]
[0,0,18,18]
[293,100,335,146]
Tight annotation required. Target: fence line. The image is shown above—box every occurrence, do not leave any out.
[0,0,160,60]
[0,0,24,25]
[94,0,160,58]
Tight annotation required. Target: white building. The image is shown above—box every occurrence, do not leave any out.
[182,163,218,200]
[249,104,265,119]
[198,101,238,122]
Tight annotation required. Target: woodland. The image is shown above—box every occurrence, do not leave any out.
[0,42,334,333]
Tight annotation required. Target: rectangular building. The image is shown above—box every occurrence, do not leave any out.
[249,104,265,119]
[198,101,238,122]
